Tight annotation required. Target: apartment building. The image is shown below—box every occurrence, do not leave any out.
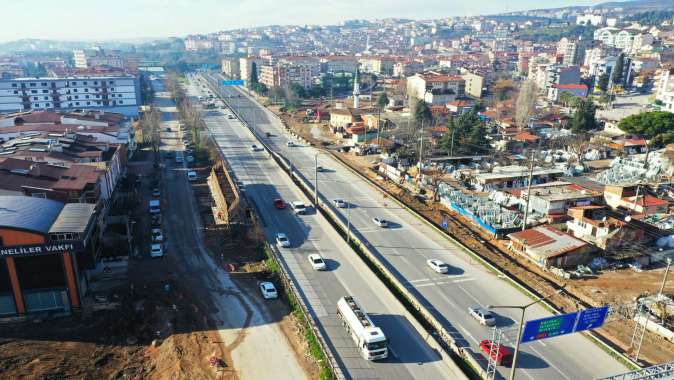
[656,67,674,112]
[460,69,485,98]
[221,57,241,79]
[407,72,465,105]
[0,76,140,116]
[259,57,320,89]
[320,56,358,74]
[359,56,395,76]
[239,56,266,83]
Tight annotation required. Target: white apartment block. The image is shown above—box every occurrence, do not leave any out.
[239,56,266,83]
[0,76,140,117]
[656,68,674,112]
[576,13,604,27]
[73,50,88,69]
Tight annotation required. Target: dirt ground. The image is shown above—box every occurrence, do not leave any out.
[0,279,230,380]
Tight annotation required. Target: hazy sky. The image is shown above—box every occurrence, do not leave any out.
[0,0,611,42]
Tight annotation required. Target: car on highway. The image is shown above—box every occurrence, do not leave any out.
[187,171,197,181]
[186,155,194,163]
[372,217,388,228]
[275,233,290,248]
[250,144,260,152]
[291,201,306,215]
[273,198,285,209]
[227,114,235,120]
[426,259,449,274]
[469,306,497,327]
[150,243,164,258]
[479,339,513,366]
[151,228,164,243]
[152,188,161,197]
[286,141,294,147]
[333,199,347,208]
[308,254,327,271]
[259,281,278,299]
[149,199,161,214]
[316,165,325,172]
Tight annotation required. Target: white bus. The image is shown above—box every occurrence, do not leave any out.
[337,296,388,360]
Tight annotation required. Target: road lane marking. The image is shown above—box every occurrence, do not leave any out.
[528,346,572,380]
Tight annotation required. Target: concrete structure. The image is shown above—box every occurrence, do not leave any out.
[407,72,465,105]
[508,225,595,269]
[604,185,670,216]
[0,76,140,117]
[566,205,649,251]
[259,57,321,90]
[320,56,358,74]
[548,83,589,102]
[0,196,97,316]
[359,56,395,76]
[239,56,266,83]
[577,13,604,27]
[73,50,88,69]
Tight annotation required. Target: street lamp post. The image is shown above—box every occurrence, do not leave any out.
[488,285,566,380]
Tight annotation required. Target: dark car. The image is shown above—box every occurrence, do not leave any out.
[273,198,285,209]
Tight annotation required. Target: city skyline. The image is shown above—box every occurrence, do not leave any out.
[0,0,610,42]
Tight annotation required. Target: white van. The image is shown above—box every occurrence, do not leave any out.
[291,201,307,215]
[187,171,197,181]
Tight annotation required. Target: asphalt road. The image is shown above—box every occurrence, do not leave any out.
[202,72,630,380]
[187,75,464,380]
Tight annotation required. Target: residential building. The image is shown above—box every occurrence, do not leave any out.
[656,67,674,112]
[393,60,424,78]
[239,56,266,83]
[576,13,604,27]
[520,182,602,223]
[221,57,240,79]
[320,56,358,74]
[604,185,670,216]
[508,225,595,269]
[259,57,321,89]
[73,50,88,69]
[359,56,395,76]
[407,72,465,105]
[0,76,140,117]
[460,69,485,98]
[566,205,650,251]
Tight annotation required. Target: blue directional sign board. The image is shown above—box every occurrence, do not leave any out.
[222,80,245,86]
[575,306,609,332]
[521,312,578,343]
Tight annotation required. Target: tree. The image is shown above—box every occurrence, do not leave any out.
[494,79,516,101]
[250,62,259,85]
[376,92,389,110]
[559,92,575,107]
[515,80,538,129]
[467,122,490,153]
[618,111,674,149]
[596,72,610,93]
[612,53,625,87]
[569,98,598,133]
[290,83,307,99]
[413,99,432,125]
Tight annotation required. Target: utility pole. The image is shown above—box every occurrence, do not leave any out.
[418,120,424,173]
[659,258,672,297]
[314,154,319,205]
[521,149,536,231]
[377,106,382,148]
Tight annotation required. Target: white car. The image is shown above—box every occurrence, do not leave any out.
[468,306,497,327]
[333,199,347,208]
[308,254,327,271]
[151,228,164,242]
[291,201,306,215]
[250,144,260,152]
[186,155,194,163]
[150,243,164,258]
[276,233,290,248]
[286,141,294,147]
[372,217,388,228]
[259,281,278,299]
[426,259,449,274]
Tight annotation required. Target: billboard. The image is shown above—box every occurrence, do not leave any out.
[521,307,610,343]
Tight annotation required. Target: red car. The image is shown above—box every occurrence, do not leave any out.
[273,199,285,209]
[479,339,513,366]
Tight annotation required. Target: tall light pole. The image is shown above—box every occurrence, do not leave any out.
[488,285,566,380]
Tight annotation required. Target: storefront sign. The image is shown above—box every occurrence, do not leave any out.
[0,242,81,257]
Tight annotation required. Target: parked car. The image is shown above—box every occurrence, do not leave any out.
[469,306,497,327]
[372,217,388,228]
[316,165,325,172]
[333,199,347,208]
[426,259,449,274]
[151,214,162,226]
[151,228,164,243]
[273,198,285,209]
[150,244,164,258]
[259,281,278,299]
[186,155,194,163]
[308,254,327,271]
[479,340,513,366]
[275,233,290,248]
[149,199,161,214]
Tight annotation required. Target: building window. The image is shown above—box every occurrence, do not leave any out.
[44,96,48,100]
[74,95,79,99]
[71,81,77,85]
[86,101,91,105]
[108,81,113,84]
[85,95,89,99]
[31,90,37,94]
[13,90,18,94]
[29,83,36,87]
[33,97,38,100]
[73,89,78,93]
[83,81,87,85]
[119,100,123,104]
[31,192,47,198]
[41,82,47,86]
[45,103,50,107]
[93,81,98,85]
[34,103,40,107]
[75,102,80,105]
[11,83,17,87]
[42,89,48,93]
[96,101,101,105]
[84,88,88,92]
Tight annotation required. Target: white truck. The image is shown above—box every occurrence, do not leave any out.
[336,296,388,360]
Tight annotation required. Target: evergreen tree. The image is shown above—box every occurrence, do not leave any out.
[250,62,259,84]
[569,99,597,133]
[413,99,432,125]
[612,53,624,87]
[597,72,609,93]
[376,92,389,109]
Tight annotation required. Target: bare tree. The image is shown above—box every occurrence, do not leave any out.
[515,80,538,130]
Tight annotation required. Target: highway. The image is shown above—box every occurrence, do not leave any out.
[202,71,630,380]
[186,75,464,380]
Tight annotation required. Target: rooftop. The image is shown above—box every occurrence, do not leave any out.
[49,203,96,234]
[0,196,64,234]
[508,225,589,259]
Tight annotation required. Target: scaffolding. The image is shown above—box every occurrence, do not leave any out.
[438,183,524,230]
[595,361,674,380]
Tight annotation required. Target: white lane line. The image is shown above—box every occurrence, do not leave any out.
[458,325,480,345]
[408,278,432,283]
[457,284,484,306]
[528,346,572,380]
[451,278,475,284]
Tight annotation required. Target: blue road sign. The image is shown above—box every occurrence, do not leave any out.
[521,312,578,343]
[222,80,245,86]
[441,216,448,229]
[574,306,609,332]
